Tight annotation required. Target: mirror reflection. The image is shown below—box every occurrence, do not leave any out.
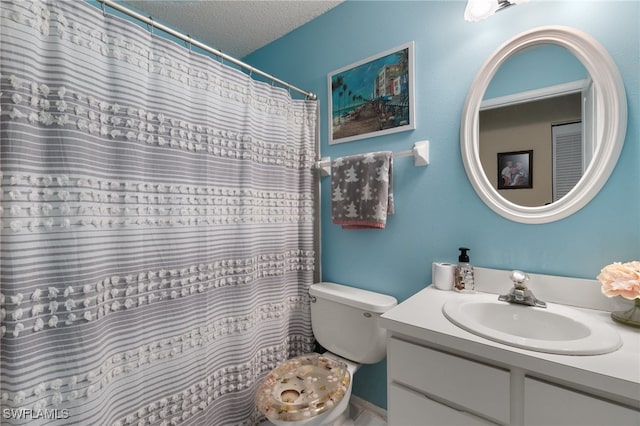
[478,45,591,207]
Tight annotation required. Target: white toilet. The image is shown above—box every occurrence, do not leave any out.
[256,282,397,425]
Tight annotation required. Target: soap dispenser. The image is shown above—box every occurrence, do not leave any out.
[454,247,475,292]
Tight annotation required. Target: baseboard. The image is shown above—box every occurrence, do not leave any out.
[350,395,387,420]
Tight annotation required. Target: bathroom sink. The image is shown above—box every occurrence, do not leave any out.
[442,293,622,355]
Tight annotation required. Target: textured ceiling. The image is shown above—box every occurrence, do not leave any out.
[124,1,343,58]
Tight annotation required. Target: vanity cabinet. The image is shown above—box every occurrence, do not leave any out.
[381,278,640,426]
[387,336,640,426]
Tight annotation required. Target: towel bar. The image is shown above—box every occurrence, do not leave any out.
[315,140,429,177]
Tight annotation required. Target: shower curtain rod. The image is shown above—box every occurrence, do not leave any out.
[97,0,317,100]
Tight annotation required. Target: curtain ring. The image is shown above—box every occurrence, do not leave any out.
[100,1,106,16]
[186,35,192,51]
[148,16,154,34]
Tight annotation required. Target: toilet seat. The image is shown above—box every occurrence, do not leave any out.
[256,353,351,422]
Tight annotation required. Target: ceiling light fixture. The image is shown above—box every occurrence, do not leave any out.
[464,0,529,22]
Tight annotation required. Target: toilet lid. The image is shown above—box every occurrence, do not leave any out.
[256,353,351,422]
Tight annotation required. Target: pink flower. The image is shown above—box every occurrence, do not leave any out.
[597,261,640,300]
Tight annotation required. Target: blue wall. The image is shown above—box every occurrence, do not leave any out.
[246,0,640,408]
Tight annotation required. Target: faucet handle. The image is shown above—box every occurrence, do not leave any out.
[510,270,529,287]
[499,270,547,308]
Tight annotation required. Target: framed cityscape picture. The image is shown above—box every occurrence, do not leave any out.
[328,41,415,145]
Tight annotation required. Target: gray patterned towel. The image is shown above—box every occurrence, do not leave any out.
[331,151,394,229]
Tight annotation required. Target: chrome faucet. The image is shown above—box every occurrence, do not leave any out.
[498,270,547,308]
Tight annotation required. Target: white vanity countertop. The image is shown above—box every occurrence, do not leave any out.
[380,286,640,403]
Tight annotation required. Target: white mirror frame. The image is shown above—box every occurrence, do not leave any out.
[461,26,627,224]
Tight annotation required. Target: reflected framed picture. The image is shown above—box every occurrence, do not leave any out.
[497,150,533,189]
[328,41,415,145]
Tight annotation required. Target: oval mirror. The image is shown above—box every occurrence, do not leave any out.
[461,26,627,223]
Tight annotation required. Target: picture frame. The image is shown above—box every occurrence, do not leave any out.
[497,150,533,189]
[328,41,415,145]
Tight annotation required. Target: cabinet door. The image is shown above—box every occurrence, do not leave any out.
[389,383,498,426]
[524,377,640,426]
[388,337,511,424]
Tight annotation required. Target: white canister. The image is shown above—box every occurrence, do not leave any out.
[432,262,456,291]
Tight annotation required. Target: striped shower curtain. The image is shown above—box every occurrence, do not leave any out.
[0,0,317,424]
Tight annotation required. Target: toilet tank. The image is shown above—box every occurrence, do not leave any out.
[309,282,397,364]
